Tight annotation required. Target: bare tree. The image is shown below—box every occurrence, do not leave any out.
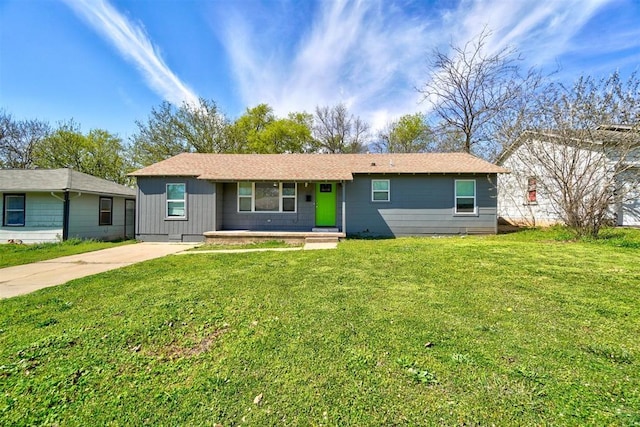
[499,72,640,237]
[313,104,369,153]
[371,113,434,153]
[418,28,538,158]
[0,111,51,168]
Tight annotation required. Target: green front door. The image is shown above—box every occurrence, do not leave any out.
[315,183,336,226]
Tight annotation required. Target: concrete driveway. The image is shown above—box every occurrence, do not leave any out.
[0,243,196,299]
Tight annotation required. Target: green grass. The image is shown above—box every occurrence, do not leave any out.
[1,229,639,425]
[0,238,134,268]
[189,240,303,251]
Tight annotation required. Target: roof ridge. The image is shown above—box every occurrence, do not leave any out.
[64,168,72,190]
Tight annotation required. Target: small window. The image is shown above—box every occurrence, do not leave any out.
[372,179,390,202]
[319,183,332,193]
[167,183,186,218]
[455,180,476,214]
[527,177,537,204]
[3,194,25,226]
[99,197,113,226]
[282,182,296,212]
[238,182,253,212]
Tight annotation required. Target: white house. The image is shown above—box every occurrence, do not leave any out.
[497,125,640,227]
[0,168,136,243]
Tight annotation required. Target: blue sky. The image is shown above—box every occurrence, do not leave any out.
[1,0,639,141]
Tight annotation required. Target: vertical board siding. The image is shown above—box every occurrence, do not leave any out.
[68,194,128,241]
[346,174,498,236]
[135,174,497,240]
[0,192,64,243]
[221,183,319,231]
[136,177,216,242]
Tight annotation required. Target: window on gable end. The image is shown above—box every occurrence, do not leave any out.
[527,177,537,204]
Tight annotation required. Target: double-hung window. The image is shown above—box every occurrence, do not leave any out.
[3,194,25,226]
[99,197,113,225]
[372,179,390,202]
[238,182,297,212]
[166,183,186,218]
[455,180,476,214]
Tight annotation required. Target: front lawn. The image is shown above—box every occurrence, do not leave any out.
[0,238,134,268]
[1,230,638,425]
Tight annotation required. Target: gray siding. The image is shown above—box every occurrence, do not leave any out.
[221,182,320,231]
[345,174,498,236]
[68,194,128,241]
[136,177,216,242]
[215,183,224,231]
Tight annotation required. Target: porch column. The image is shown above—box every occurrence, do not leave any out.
[342,180,346,234]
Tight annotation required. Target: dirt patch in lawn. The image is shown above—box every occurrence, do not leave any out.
[144,326,228,360]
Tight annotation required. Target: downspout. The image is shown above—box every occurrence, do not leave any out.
[342,180,346,235]
[63,191,70,241]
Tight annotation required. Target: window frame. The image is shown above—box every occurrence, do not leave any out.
[371,179,390,202]
[237,182,297,213]
[454,179,477,215]
[3,193,26,227]
[526,177,538,205]
[166,183,187,219]
[99,196,113,226]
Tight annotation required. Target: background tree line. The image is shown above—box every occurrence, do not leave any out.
[2,27,638,238]
[1,101,433,184]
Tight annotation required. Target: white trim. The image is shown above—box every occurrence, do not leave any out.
[166,183,187,219]
[237,182,297,213]
[371,179,390,202]
[454,179,477,215]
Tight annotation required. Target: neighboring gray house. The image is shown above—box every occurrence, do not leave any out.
[129,153,508,242]
[0,168,136,243]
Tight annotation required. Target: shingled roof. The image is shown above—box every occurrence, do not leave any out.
[130,152,508,181]
[0,168,136,197]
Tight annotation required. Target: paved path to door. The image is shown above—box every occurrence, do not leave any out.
[0,243,196,299]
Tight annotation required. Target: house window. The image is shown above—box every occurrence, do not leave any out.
[455,180,476,214]
[372,179,390,202]
[527,177,537,204]
[99,197,113,225]
[238,182,253,212]
[3,194,25,226]
[319,183,332,192]
[237,182,297,212]
[167,183,186,218]
[282,182,296,212]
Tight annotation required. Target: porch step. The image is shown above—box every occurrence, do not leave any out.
[312,227,339,232]
[305,236,340,244]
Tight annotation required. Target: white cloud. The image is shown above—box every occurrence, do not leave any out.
[62,0,199,108]
[216,0,431,130]
[214,0,621,131]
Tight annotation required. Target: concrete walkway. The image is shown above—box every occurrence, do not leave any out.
[179,241,338,255]
[0,243,196,299]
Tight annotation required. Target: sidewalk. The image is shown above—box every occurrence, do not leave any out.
[0,243,196,299]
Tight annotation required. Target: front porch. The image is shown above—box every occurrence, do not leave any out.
[202,230,345,245]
